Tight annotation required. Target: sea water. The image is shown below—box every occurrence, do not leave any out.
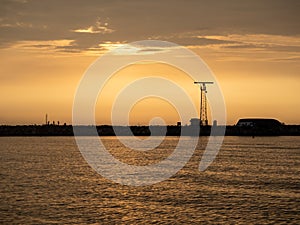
[0,136,299,224]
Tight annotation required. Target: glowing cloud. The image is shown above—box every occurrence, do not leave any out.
[196,34,300,49]
[72,20,114,34]
[8,39,75,53]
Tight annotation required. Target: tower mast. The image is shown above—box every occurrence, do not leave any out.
[194,81,213,126]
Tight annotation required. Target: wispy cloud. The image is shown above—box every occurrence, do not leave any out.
[180,33,300,63]
[72,19,114,34]
[8,39,75,53]
[0,22,33,28]
[79,41,124,56]
[98,41,124,50]
[195,34,300,49]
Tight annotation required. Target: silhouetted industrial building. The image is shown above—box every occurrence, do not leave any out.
[236,118,282,128]
[190,118,201,126]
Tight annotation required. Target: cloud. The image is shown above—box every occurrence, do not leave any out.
[174,33,300,63]
[98,41,123,50]
[192,34,300,61]
[0,22,33,28]
[0,0,299,58]
[8,39,75,53]
[72,19,114,34]
[197,34,300,48]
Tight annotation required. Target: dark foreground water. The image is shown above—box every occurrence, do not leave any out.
[0,136,299,224]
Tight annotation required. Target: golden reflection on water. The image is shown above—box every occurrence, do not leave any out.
[0,136,299,224]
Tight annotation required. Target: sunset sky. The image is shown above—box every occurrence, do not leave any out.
[1,0,299,125]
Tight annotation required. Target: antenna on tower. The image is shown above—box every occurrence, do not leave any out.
[194,81,213,126]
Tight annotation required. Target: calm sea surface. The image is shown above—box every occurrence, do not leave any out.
[0,136,299,224]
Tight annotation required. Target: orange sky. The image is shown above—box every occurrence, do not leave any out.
[0,0,299,125]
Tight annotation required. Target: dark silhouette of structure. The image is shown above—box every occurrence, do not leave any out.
[190,118,201,126]
[0,122,300,136]
[194,81,213,126]
[236,118,282,128]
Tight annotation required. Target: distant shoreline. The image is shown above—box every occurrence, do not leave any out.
[0,124,300,136]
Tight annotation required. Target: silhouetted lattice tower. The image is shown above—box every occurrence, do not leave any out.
[194,81,213,126]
